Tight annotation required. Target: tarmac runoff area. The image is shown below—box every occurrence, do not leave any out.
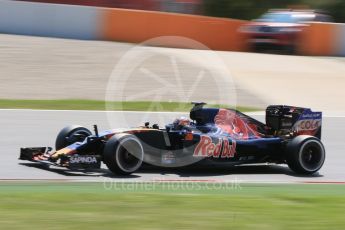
[0,109,344,184]
[1,34,345,111]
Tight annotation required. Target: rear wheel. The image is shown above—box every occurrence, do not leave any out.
[286,135,325,174]
[103,134,144,175]
[55,125,92,150]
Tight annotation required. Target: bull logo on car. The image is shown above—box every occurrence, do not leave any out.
[214,109,262,139]
[193,135,236,158]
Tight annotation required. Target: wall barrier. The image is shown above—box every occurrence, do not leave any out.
[0,1,100,39]
[0,0,247,51]
[1,1,345,56]
[334,24,345,56]
[298,22,337,56]
[101,8,248,51]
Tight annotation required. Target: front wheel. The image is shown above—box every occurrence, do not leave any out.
[103,134,144,175]
[55,125,92,150]
[286,135,326,174]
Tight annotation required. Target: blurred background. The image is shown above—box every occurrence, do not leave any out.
[4,0,345,56]
[14,0,345,23]
[1,0,345,112]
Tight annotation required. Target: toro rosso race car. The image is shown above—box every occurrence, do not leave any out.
[19,103,325,175]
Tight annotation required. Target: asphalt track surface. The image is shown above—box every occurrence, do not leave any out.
[2,34,345,111]
[1,109,344,183]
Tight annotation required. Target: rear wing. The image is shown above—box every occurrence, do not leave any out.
[266,105,322,139]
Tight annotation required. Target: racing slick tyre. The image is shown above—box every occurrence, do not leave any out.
[55,125,92,150]
[286,135,326,174]
[103,134,144,175]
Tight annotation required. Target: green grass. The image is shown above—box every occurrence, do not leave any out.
[0,99,259,112]
[0,182,344,230]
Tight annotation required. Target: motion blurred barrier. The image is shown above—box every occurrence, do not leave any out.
[101,8,248,51]
[1,1,345,56]
[334,24,345,56]
[0,1,101,39]
[297,22,345,56]
[0,0,246,51]
[298,22,337,56]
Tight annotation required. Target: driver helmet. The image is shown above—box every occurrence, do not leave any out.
[173,116,191,129]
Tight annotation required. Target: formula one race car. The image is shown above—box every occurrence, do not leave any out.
[19,102,325,175]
